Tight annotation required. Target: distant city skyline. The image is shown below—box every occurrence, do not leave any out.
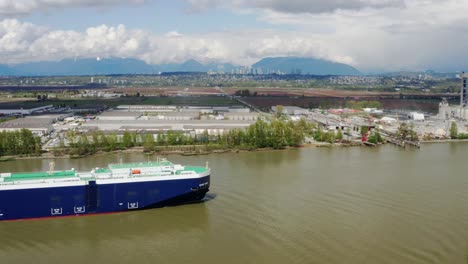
[0,0,467,72]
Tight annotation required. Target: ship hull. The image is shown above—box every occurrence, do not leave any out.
[0,175,210,221]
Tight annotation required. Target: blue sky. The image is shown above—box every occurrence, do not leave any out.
[24,1,275,33]
[0,0,468,72]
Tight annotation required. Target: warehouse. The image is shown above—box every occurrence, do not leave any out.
[116,105,177,112]
[271,106,309,115]
[0,105,53,115]
[224,112,259,121]
[145,111,200,121]
[97,111,142,121]
[0,117,56,136]
[81,120,254,135]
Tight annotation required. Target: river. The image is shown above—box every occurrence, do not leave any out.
[0,143,467,264]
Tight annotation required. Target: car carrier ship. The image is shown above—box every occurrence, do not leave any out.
[0,159,210,221]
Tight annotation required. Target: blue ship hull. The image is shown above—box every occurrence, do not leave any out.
[0,175,210,221]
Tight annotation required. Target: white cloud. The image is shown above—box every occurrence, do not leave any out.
[165,31,184,38]
[184,0,468,71]
[0,0,145,16]
[0,19,352,67]
[1,0,468,72]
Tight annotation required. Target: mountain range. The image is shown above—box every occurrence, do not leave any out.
[253,57,361,75]
[0,57,361,76]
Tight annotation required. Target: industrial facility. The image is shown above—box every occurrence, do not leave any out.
[438,72,468,121]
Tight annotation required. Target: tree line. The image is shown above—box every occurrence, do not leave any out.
[397,123,419,141]
[0,129,42,157]
[57,118,313,156]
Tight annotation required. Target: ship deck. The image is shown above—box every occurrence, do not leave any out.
[3,170,77,182]
[0,161,209,184]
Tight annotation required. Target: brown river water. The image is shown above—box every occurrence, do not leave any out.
[0,143,467,264]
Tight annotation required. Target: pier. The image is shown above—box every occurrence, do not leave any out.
[374,128,420,149]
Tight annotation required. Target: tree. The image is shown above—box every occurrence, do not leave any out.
[275,105,284,118]
[360,126,369,137]
[66,130,77,146]
[327,132,336,143]
[34,135,42,156]
[107,133,118,151]
[397,123,409,140]
[450,122,458,139]
[131,132,139,146]
[167,131,179,145]
[0,129,41,156]
[122,131,133,148]
[201,130,210,144]
[99,131,108,149]
[143,134,155,152]
[313,126,323,142]
[92,131,100,147]
[336,129,343,141]
[368,132,383,144]
[409,123,418,141]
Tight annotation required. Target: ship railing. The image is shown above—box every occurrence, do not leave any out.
[111,174,130,178]
[95,174,112,179]
[180,171,197,175]
[77,173,93,178]
[46,178,83,183]
[8,178,83,185]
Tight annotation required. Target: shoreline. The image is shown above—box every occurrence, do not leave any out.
[2,142,360,161]
[2,146,299,160]
[420,139,468,143]
[2,139,467,161]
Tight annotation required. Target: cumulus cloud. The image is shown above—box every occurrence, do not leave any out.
[0,0,145,16]
[0,19,353,66]
[1,0,468,72]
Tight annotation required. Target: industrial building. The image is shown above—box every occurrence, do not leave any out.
[408,112,425,121]
[0,105,53,115]
[438,73,468,121]
[363,108,384,114]
[97,106,256,122]
[145,112,200,121]
[0,114,70,136]
[98,111,142,121]
[224,112,259,121]
[272,106,309,115]
[180,106,250,114]
[80,120,255,136]
[116,105,177,112]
